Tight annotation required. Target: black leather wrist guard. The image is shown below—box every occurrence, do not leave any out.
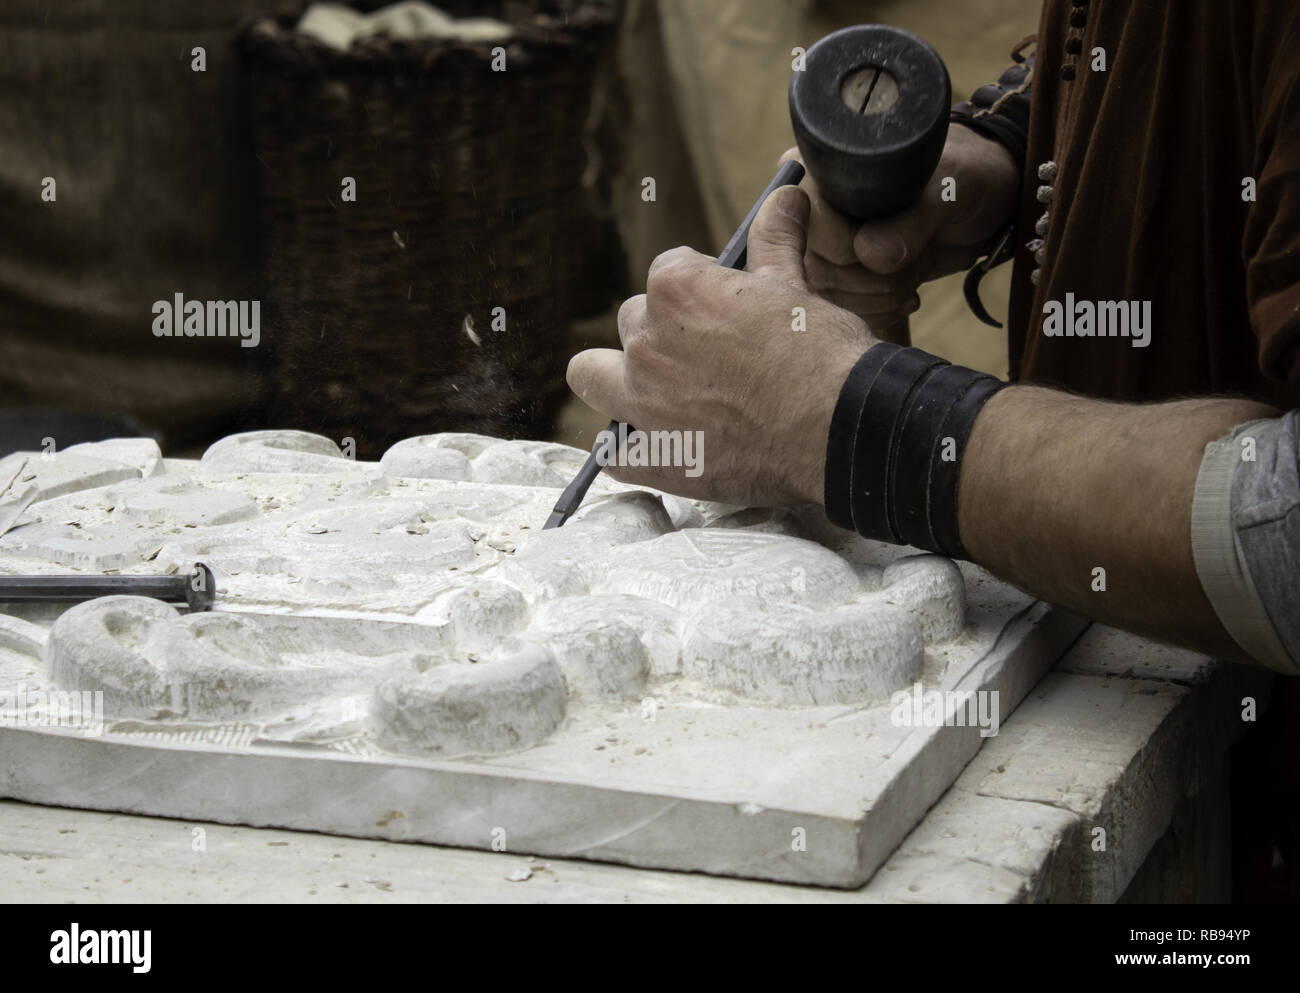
[824,344,1006,561]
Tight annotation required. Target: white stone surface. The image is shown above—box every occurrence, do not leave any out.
[0,625,1247,903]
[0,431,1086,887]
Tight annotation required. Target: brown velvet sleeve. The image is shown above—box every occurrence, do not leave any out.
[1244,6,1300,387]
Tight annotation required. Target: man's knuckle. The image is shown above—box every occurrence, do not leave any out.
[617,294,643,327]
[646,256,694,303]
[623,330,656,367]
[651,245,694,269]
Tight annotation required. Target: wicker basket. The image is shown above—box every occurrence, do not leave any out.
[239,1,619,458]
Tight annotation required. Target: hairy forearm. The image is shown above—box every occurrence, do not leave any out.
[957,386,1278,660]
[570,179,1284,665]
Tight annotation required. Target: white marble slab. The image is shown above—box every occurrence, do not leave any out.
[0,431,1085,887]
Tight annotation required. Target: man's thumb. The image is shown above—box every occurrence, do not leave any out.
[745,186,810,283]
[854,197,944,275]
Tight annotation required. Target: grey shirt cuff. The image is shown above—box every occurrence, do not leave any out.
[1191,414,1300,674]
